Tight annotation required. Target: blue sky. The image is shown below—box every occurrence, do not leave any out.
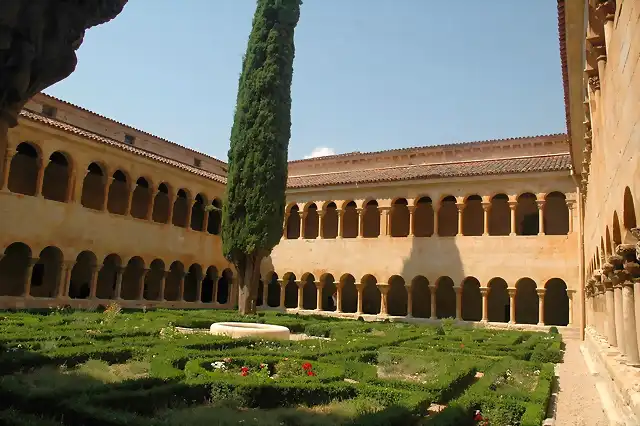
[46,0,565,161]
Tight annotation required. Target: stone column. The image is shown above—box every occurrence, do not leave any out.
[23,258,38,297]
[212,275,219,304]
[408,206,415,237]
[138,269,149,300]
[481,202,490,236]
[113,267,124,300]
[299,212,306,239]
[201,206,209,232]
[88,264,99,299]
[145,188,155,221]
[178,272,186,301]
[454,286,462,320]
[296,280,304,309]
[58,261,74,298]
[604,278,617,347]
[34,158,45,197]
[379,207,390,237]
[317,211,323,239]
[166,194,175,225]
[429,285,437,319]
[196,274,204,303]
[336,282,343,313]
[613,275,626,355]
[509,201,517,236]
[357,208,364,238]
[337,209,343,238]
[158,271,167,301]
[480,287,489,322]
[185,200,193,230]
[124,186,134,216]
[433,209,439,236]
[0,149,14,191]
[315,281,324,310]
[536,200,545,235]
[566,201,575,233]
[508,288,516,324]
[64,170,75,203]
[405,284,413,317]
[567,289,575,326]
[278,279,286,309]
[378,284,389,316]
[536,288,546,326]
[102,177,112,211]
[356,283,364,314]
[622,278,640,365]
[456,203,464,236]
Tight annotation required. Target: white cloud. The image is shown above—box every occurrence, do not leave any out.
[304,146,336,159]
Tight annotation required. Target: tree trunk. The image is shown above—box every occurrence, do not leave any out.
[236,253,263,315]
[0,119,8,189]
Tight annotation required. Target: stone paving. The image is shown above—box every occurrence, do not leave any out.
[554,339,608,426]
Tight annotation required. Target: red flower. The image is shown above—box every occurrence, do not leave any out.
[460,343,465,348]
[241,371,248,376]
[302,362,313,371]
[241,366,249,373]
[306,370,315,376]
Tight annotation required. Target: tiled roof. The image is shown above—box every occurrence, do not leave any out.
[19,110,227,185]
[289,134,567,164]
[38,92,227,167]
[287,154,572,189]
[20,109,570,190]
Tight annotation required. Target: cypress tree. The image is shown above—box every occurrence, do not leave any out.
[222,0,302,314]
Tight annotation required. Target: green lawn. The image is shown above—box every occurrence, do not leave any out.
[0,306,561,426]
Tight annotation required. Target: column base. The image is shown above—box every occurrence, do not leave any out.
[481,318,488,323]
[537,322,544,326]
[509,232,516,236]
[430,316,437,320]
[509,320,515,324]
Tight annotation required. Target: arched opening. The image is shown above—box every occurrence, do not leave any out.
[216,268,233,304]
[152,183,171,224]
[304,204,319,239]
[438,196,458,236]
[31,246,63,298]
[131,178,151,219]
[69,251,98,299]
[414,197,434,237]
[283,272,298,308]
[516,193,538,235]
[320,273,337,311]
[363,200,380,238]
[201,266,218,303]
[623,187,637,232]
[184,264,202,302]
[144,259,166,301]
[515,278,538,324]
[208,199,222,235]
[361,274,380,314]
[286,205,301,239]
[390,199,410,237]
[343,201,359,238]
[612,211,622,248]
[81,162,106,210]
[42,151,70,202]
[107,170,129,215]
[191,194,206,231]
[387,275,407,316]
[302,273,317,309]
[121,257,145,300]
[487,278,509,322]
[0,242,32,296]
[172,189,190,228]
[462,195,483,236]
[461,277,482,321]
[544,192,569,235]
[266,272,280,307]
[544,278,569,326]
[340,274,358,313]
[435,276,456,319]
[489,194,510,236]
[8,142,39,196]
[164,261,185,301]
[323,202,339,239]
[97,254,121,300]
[411,276,431,318]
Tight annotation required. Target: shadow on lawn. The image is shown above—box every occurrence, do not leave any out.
[0,345,426,426]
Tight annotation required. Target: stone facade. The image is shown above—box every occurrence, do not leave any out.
[561,0,640,420]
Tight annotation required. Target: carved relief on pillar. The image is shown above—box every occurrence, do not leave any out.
[629,228,640,260]
[596,0,616,23]
[588,75,601,92]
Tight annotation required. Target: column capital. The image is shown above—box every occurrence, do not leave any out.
[479,286,489,296]
[376,283,390,294]
[508,200,518,209]
[536,288,546,296]
[536,200,545,209]
[565,200,576,210]
[453,285,462,293]
[295,279,304,287]
[455,202,465,211]
[481,202,491,211]
[314,281,324,289]
[596,0,616,22]
[507,288,517,297]
[355,282,365,290]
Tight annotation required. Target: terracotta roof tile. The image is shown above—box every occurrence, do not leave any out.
[19,110,227,185]
[287,154,571,189]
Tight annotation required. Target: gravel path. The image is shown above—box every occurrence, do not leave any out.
[554,339,608,426]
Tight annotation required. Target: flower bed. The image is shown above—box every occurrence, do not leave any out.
[0,309,559,425]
